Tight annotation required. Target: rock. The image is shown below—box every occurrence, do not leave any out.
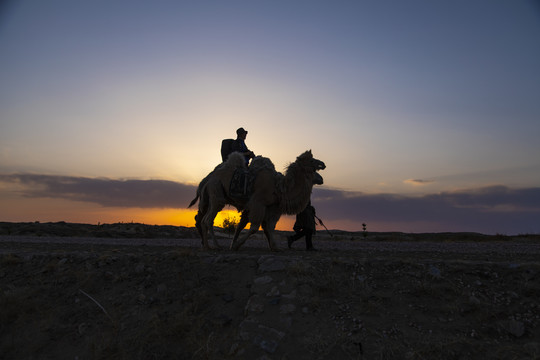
[221,294,234,303]
[137,294,146,303]
[228,342,243,356]
[282,289,297,300]
[428,265,441,278]
[258,256,286,272]
[298,284,313,297]
[253,335,278,354]
[469,295,481,305]
[78,323,88,336]
[506,319,525,337]
[157,283,167,294]
[135,263,145,274]
[254,276,273,285]
[280,316,292,328]
[266,286,280,297]
[524,342,540,356]
[239,320,260,341]
[245,295,265,315]
[269,298,280,305]
[280,303,296,315]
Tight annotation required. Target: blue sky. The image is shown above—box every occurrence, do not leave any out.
[1,1,539,234]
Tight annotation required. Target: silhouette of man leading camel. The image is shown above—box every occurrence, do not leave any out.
[190,126,326,251]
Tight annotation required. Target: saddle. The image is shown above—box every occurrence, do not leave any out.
[229,168,255,199]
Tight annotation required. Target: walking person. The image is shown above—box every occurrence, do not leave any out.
[287,201,317,251]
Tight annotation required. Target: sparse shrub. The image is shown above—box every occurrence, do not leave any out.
[222,215,238,238]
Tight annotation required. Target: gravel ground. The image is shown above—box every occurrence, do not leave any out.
[2,230,540,359]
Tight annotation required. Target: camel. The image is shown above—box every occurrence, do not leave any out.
[188,150,325,250]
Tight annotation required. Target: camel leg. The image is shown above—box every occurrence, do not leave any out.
[200,201,224,250]
[199,214,211,250]
[231,211,250,250]
[200,212,215,250]
[197,179,227,250]
[262,224,279,252]
[231,206,264,251]
[231,225,259,251]
[209,220,222,250]
[200,198,223,250]
[194,211,204,247]
[262,210,281,251]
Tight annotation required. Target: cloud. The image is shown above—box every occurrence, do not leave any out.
[404,179,434,185]
[0,174,198,208]
[1,173,539,234]
[312,185,540,234]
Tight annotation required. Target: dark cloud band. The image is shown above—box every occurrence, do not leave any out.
[311,186,540,234]
[2,174,539,234]
[0,174,197,208]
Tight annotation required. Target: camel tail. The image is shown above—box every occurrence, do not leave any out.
[188,194,199,208]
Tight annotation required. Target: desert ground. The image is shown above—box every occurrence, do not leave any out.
[1,222,539,359]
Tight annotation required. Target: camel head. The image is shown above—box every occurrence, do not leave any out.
[296,150,326,172]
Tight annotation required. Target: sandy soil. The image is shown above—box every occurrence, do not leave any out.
[1,222,539,359]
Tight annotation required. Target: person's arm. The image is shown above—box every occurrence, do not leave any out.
[232,140,254,158]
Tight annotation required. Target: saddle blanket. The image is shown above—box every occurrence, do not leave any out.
[229,169,254,199]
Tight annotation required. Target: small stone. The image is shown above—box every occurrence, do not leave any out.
[135,263,145,274]
[78,323,88,336]
[258,256,286,272]
[282,290,297,299]
[245,295,265,314]
[253,335,278,354]
[280,316,293,328]
[157,283,167,294]
[254,276,273,285]
[269,297,280,305]
[221,294,234,303]
[266,286,280,297]
[506,319,525,337]
[280,303,296,315]
[228,342,241,356]
[524,342,540,355]
[428,265,441,278]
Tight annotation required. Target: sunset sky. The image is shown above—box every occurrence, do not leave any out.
[1,1,540,234]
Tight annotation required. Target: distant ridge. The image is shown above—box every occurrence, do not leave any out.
[1,221,537,241]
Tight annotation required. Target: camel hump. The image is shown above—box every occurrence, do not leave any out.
[249,156,275,173]
[225,151,246,169]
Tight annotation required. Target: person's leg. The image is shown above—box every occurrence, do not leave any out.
[288,230,305,248]
[305,229,315,250]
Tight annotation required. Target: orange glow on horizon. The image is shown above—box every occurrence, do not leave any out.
[112,208,295,231]
[0,195,296,230]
